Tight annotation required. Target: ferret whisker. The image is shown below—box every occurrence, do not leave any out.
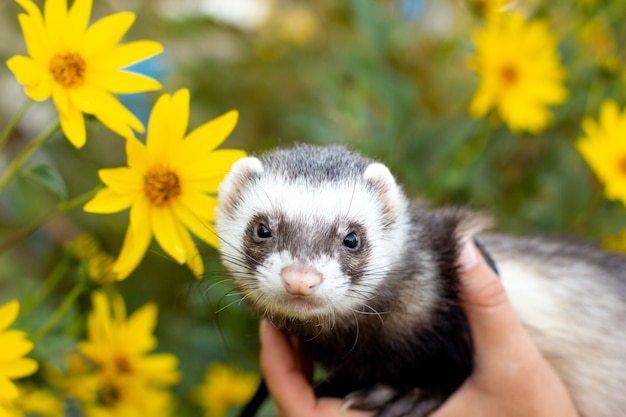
[340,310,360,360]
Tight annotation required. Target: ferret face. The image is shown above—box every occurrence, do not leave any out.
[215,146,410,324]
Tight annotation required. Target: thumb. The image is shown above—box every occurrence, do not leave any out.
[457,240,533,365]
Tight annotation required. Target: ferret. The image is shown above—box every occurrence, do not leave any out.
[214,144,626,417]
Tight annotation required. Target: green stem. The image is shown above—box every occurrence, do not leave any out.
[0,186,99,254]
[0,121,60,192]
[0,100,33,150]
[32,282,85,342]
[25,253,73,314]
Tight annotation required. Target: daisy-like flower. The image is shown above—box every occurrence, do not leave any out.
[2,385,64,417]
[192,364,259,417]
[467,0,514,17]
[0,300,38,402]
[66,373,174,417]
[78,291,181,387]
[468,13,568,134]
[83,89,246,279]
[6,0,163,148]
[603,229,626,254]
[576,100,626,206]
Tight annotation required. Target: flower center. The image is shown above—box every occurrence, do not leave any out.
[499,64,518,86]
[144,165,182,207]
[114,354,133,374]
[618,155,626,176]
[98,383,121,406]
[49,52,87,88]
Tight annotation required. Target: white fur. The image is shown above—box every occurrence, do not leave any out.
[499,258,626,417]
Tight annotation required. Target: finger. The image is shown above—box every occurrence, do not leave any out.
[457,241,534,363]
[259,320,374,417]
[260,320,319,415]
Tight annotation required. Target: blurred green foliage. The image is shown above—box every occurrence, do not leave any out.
[1,0,626,416]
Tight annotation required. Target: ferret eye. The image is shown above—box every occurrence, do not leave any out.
[343,232,359,249]
[256,224,273,240]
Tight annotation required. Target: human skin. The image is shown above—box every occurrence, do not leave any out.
[259,241,580,417]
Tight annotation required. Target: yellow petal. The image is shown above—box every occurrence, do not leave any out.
[168,89,190,146]
[17,0,44,24]
[600,100,620,130]
[179,149,247,190]
[66,0,92,38]
[88,291,112,341]
[136,354,181,384]
[88,70,161,94]
[178,191,218,223]
[25,80,55,102]
[183,110,239,154]
[51,85,70,114]
[98,167,143,193]
[91,41,164,70]
[0,377,19,400]
[110,292,127,322]
[17,13,49,63]
[0,357,38,379]
[126,303,157,351]
[151,208,186,264]
[57,105,86,148]
[44,0,68,43]
[0,330,34,361]
[0,300,19,332]
[146,90,191,159]
[83,188,135,213]
[6,55,44,88]
[80,12,135,56]
[172,199,219,249]
[113,197,153,279]
[126,136,149,173]
[70,87,144,136]
[176,218,204,277]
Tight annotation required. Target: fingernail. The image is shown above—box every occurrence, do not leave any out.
[457,239,478,272]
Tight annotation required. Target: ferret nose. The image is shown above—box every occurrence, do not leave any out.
[281,266,322,296]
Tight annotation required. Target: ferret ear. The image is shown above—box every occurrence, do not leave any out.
[363,163,406,224]
[218,157,264,211]
[363,162,397,187]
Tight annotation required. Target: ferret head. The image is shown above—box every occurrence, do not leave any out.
[215,145,411,326]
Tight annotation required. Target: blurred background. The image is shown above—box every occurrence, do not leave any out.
[1,0,626,416]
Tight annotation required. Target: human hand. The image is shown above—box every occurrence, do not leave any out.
[259,241,580,417]
[430,240,579,417]
[259,319,373,417]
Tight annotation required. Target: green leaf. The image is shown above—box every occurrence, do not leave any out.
[20,164,68,201]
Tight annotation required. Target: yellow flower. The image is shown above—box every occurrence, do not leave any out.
[468,13,568,134]
[273,5,319,45]
[61,294,177,417]
[87,253,118,285]
[78,291,180,387]
[193,364,259,417]
[579,17,620,74]
[467,0,514,17]
[83,89,246,279]
[70,374,174,417]
[6,0,163,148]
[0,300,38,402]
[577,100,626,206]
[69,232,102,262]
[1,385,64,417]
[603,229,626,253]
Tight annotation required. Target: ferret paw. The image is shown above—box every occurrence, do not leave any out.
[344,386,443,417]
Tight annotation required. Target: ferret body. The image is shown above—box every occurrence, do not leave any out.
[215,144,626,417]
